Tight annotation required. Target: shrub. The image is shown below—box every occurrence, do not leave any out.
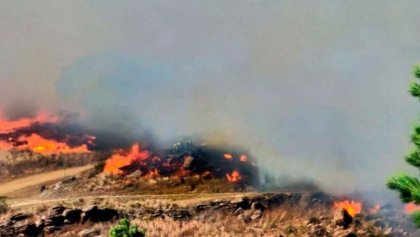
[109,219,146,237]
[0,196,8,215]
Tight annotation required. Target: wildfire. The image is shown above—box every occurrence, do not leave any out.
[0,112,58,133]
[0,113,95,154]
[226,170,242,183]
[334,200,362,217]
[240,155,248,162]
[103,144,150,175]
[101,142,257,184]
[405,202,420,214]
[224,153,233,160]
[26,134,91,154]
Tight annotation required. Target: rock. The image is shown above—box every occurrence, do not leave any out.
[21,223,42,237]
[166,209,191,220]
[234,207,243,215]
[250,209,262,220]
[82,206,119,223]
[9,213,32,222]
[127,170,142,178]
[50,205,66,215]
[251,201,266,211]
[45,215,65,227]
[194,203,211,212]
[63,208,82,223]
[230,197,251,210]
[78,228,101,237]
[44,226,62,234]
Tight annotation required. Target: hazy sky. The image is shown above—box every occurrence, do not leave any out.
[1,1,420,191]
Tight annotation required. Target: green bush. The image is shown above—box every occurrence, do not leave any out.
[0,196,8,215]
[109,219,146,237]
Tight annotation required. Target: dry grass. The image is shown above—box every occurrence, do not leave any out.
[46,206,329,237]
[0,150,104,181]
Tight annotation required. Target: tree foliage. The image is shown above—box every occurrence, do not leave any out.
[387,64,420,226]
[109,219,146,237]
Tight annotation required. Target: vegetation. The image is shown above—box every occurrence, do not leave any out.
[388,64,420,226]
[0,196,8,215]
[109,219,146,237]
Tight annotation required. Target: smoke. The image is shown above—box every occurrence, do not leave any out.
[3,99,38,120]
[2,1,420,192]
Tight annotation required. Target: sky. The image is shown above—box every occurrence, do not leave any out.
[1,1,420,191]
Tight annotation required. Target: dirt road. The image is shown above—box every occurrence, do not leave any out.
[0,165,94,196]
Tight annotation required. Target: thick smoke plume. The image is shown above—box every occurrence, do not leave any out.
[2,1,420,193]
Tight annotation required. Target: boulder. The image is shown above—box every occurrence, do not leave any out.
[82,206,119,223]
[9,213,32,222]
[45,215,65,227]
[63,208,82,223]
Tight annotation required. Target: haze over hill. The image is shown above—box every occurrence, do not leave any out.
[1,1,420,192]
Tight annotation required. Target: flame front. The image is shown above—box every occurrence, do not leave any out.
[334,200,362,217]
[0,112,59,133]
[27,134,91,154]
[226,170,242,183]
[0,113,94,154]
[103,144,150,175]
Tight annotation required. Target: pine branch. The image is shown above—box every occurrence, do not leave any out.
[406,150,420,168]
[387,174,420,203]
[409,82,420,98]
[411,130,420,147]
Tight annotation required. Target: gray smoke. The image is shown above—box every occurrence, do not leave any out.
[1,1,420,193]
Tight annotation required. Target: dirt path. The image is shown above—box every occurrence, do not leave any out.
[8,192,257,209]
[0,165,94,196]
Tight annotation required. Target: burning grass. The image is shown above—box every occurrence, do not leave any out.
[101,142,258,187]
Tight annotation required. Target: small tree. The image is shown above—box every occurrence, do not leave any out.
[109,219,146,237]
[388,64,420,226]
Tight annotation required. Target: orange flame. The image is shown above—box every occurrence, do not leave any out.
[0,113,93,154]
[26,134,91,154]
[226,170,242,183]
[224,153,233,160]
[405,202,420,214]
[0,133,93,154]
[334,200,362,217]
[0,112,59,133]
[240,155,248,162]
[103,144,150,175]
